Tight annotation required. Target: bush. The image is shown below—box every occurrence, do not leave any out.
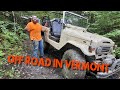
[115,47,120,58]
[88,11,120,58]
[0,20,29,79]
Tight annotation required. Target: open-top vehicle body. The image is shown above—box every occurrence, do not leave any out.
[42,11,120,79]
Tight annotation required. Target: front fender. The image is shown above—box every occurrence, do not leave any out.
[67,41,95,56]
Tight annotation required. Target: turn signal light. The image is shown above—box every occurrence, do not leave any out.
[89,46,95,53]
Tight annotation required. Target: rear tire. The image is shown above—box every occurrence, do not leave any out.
[61,49,86,79]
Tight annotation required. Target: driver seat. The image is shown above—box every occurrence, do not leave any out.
[51,18,62,38]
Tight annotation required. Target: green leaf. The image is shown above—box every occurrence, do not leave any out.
[0,50,5,57]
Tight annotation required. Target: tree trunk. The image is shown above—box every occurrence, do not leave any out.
[12,11,16,30]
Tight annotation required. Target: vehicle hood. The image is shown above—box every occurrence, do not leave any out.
[65,24,114,44]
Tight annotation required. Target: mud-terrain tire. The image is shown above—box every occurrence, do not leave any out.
[107,63,120,79]
[61,49,86,79]
[107,73,120,79]
[108,71,120,79]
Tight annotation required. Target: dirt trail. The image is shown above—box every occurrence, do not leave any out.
[19,63,63,79]
[19,40,64,79]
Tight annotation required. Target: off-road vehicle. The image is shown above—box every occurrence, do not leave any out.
[42,11,120,79]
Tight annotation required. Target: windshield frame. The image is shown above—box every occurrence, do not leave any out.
[63,11,89,28]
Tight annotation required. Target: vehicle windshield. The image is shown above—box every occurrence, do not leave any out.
[64,11,88,28]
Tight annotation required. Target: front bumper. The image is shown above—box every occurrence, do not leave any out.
[96,59,120,78]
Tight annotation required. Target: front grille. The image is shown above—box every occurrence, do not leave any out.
[101,47,110,52]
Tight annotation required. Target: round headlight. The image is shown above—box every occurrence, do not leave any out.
[96,47,102,54]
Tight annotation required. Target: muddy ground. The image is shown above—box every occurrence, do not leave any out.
[19,40,65,79]
[17,40,120,79]
[19,53,65,79]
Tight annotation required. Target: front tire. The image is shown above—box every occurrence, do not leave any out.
[61,49,86,79]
